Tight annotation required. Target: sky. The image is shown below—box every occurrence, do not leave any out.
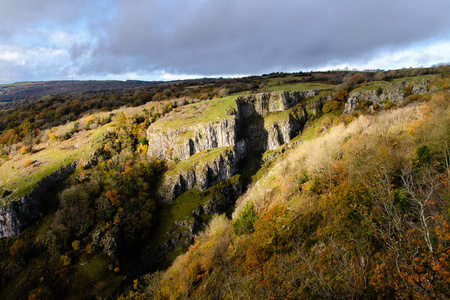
[1,0,450,83]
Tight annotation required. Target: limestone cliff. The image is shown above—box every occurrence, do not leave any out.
[147,118,238,161]
[0,162,78,238]
[344,78,429,114]
[159,147,237,202]
[140,175,243,273]
[0,153,99,239]
[236,90,317,117]
[148,90,320,203]
[147,90,318,162]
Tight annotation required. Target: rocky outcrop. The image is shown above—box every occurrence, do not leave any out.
[236,90,317,117]
[92,224,121,260]
[268,111,307,150]
[192,175,243,216]
[159,148,237,202]
[0,162,78,238]
[138,176,243,273]
[0,153,100,239]
[147,90,318,162]
[149,91,321,203]
[344,78,429,114]
[147,117,238,161]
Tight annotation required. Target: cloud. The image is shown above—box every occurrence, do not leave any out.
[316,40,450,71]
[1,0,450,83]
[0,44,72,82]
[77,0,450,76]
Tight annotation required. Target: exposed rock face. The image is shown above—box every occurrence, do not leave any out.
[0,162,78,238]
[236,90,317,117]
[268,112,307,150]
[344,78,429,114]
[149,90,320,203]
[147,118,238,161]
[92,224,121,260]
[147,90,318,161]
[237,93,312,151]
[140,176,243,273]
[159,148,237,202]
[192,175,243,216]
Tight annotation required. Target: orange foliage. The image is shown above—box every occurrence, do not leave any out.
[370,217,450,298]
[106,190,120,206]
[9,239,24,257]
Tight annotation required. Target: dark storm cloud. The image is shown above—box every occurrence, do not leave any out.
[1,0,450,82]
[78,0,450,76]
[0,0,98,37]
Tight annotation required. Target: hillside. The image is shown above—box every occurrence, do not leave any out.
[0,67,449,299]
[0,80,158,104]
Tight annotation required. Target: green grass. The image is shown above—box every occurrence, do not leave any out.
[263,110,291,126]
[151,175,241,247]
[173,130,195,145]
[70,255,123,298]
[150,95,237,131]
[299,111,341,142]
[165,146,233,176]
[266,82,335,92]
[0,126,108,203]
[353,75,433,93]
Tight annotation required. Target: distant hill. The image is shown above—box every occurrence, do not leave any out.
[0,80,157,102]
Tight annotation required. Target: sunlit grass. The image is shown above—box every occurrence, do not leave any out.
[0,126,108,202]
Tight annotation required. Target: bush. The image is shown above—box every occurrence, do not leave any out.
[233,201,258,235]
[322,100,341,113]
[376,87,383,96]
[23,159,33,167]
[384,102,394,109]
[404,94,422,105]
[333,89,348,102]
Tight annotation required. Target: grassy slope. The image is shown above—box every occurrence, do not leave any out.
[2,70,445,299]
[148,86,450,298]
[352,75,433,92]
[0,126,107,202]
[165,146,234,176]
[266,82,334,92]
[151,95,237,131]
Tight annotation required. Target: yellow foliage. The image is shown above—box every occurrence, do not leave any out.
[19,146,28,155]
[72,240,80,251]
[136,144,148,154]
[86,115,95,124]
[122,167,133,177]
[9,239,24,257]
[60,255,71,266]
[48,130,58,141]
[167,147,174,158]
[384,101,394,109]
[23,159,33,167]
[157,215,232,299]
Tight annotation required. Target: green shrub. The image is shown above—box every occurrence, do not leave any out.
[376,87,383,96]
[393,188,410,213]
[404,94,422,104]
[322,100,341,113]
[385,102,394,109]
[414,145,431,169]
[233,201,258,235]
